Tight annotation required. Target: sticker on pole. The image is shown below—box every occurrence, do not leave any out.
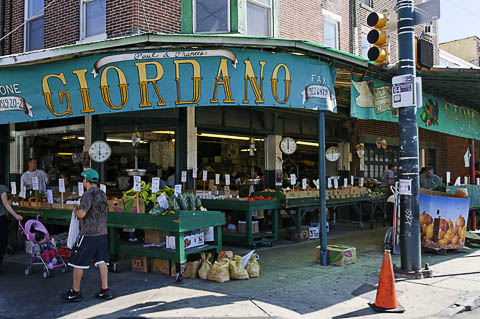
[392,74,415,108]
[399,179,412,195]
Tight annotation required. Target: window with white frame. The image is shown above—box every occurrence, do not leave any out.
[80,0,106,41]
[246,0,272,37]
[361,34,372,59]
[25,0,44,51]
[194,0,229,33]
[360,0,373,7]
[322,9,340,50]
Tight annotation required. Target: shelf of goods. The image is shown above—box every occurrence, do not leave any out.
[12,206,225,277]
[201,199,281,248]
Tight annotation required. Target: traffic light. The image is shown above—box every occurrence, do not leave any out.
[416,38,434,70]
[366,12,389,65]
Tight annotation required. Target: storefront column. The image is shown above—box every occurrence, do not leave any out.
[264,135,282,189]
[176,107,196,189]
[0,125,10,185]
[85,115,106,182]
[9,123,23,185]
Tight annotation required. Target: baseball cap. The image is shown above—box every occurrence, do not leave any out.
[81,169,99,183]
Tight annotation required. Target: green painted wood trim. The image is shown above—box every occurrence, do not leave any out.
[273,0,280,37]
[230,0,239,33]
[236,0,245,34]
[181,0,193,34]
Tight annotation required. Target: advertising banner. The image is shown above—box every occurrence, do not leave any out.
[0,48,337,124]
[351,75,480,140]
[419,194,469,249]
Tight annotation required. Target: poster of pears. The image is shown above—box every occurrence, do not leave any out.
[419,194,470,249]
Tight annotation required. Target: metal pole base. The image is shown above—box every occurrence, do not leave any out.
[394,264,433,279]
[369,302,405,313]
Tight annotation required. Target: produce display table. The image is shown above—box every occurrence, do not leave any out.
[447,186,480,230]
[201,199,281,248]
[12,207,225,281]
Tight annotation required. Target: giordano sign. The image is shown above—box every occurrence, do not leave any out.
[0,48,338,124]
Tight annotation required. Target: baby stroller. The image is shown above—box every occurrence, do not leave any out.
[19,216,69,278]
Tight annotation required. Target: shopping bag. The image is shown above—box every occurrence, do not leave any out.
[207,258,230,283]
[198,252,212,280]
[246,254,260,278]
[67,211,80,249]
[229,255,249,280]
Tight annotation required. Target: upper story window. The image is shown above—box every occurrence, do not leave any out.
[360,0,373,7]
[246,0,272,37]
[24,0,44,52]
[80,0,106,42]
[194,0,230,33]
[322,9,341,50]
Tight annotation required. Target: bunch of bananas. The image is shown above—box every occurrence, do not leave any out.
[123,182,174,205]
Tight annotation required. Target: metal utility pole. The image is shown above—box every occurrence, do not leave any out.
[397,0,421,273]
[318,111,327,266]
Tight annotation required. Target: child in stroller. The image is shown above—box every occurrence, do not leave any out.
[19,217,69,278]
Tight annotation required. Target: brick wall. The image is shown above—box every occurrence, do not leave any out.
[2,0,24,55]
[44,0,80,48]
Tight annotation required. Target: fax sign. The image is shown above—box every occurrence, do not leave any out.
[392,74,415,108]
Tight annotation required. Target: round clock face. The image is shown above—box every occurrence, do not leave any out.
[326,146,340,162]
[280,137,297,155]
[88,141,112,163]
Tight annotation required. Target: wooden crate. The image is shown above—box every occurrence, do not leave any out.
[144,230,170,244]
[132,256,150,273]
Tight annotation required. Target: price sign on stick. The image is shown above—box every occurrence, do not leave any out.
[302,178,307,190]
[316,179,320,190]
[202,170,208,181]
[10,182,16,195]
[151,177,160,194]
[47,190,53,204]
[174,184,182,196]
[454,177,461,186]
[100,184,106,193]
[328,178,332,189]
[192,168,198,179]
[360,177,364,187]
[477,178,480,186]
[19,186,26,199]
[464,177,469,185]
[59,179,65,193]
[446,172,451,184]
[343,178,348,188]
[181,171,187,183]
[334,179,339,189]
[225,174,230,186]
[133,176,141,192]
[32,177,39,191]
[351,176,354,186]
[215,174,220,185]
[290,174,296,186]
[78,182,84,197]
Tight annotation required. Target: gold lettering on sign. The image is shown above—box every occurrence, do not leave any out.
[135,61,166,107]
[271,63,292,104]
[445,103,453,120]
[100,66,129,110]
[459,107,467,123]
[453,104,459,121]
[174,59,202,105]
[72,69,95,113]
[210,59,235,104]
[243,60,265,104]
[471,110,480,126]
[42,73,73,117]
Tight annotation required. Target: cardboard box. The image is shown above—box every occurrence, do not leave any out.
[144,230,169,244]
[152,258,171,275]
[316,245,356,266]
[132,256,150,273]
[108,198,124,212]
[238,221,259,233]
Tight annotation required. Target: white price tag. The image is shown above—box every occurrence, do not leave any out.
[10,182,16,195]
[302,178,307,190]
[290,174,296,186]
[174,184,182,196]
[446,172,451,184]
[334,179,339,189]
[328,178,332,189]
[47,190,53,204]
[181,171,187,183]
[343,178,348,188]
[100,184,107,193]
[192,168,198,179]
[32,177,39,191]
[477,178,480,186]
[157,193,169,210]
[316,179,320,190]
[454,177,461,186]
[351,176,354,186]
[78,182,84,197]
[464,177,469,185]
[59,179,65,193]
[133,176,141,192]
[151,177,160,193]
[225,174,230,186]
[19,186,26,199]
[202,170,208,181]
[215,174,220,185]
[360,177,364,187]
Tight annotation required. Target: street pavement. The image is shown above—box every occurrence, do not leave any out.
[1,225,480,319]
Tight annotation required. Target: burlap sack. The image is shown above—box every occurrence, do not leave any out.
[207,258,230,283]
[198,252,212,280]
[246,254,260,278]
[229,255,249,280]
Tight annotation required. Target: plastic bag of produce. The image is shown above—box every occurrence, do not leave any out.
[246,254,260,278]
[198,252,212,280]
[67,211,79,249]
[229,255,249,280]
[217,250,233,260]
[207,258,230,283]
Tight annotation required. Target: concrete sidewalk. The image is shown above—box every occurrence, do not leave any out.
[1,226,480,319]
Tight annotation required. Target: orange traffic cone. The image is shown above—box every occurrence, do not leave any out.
[369,250,405,313]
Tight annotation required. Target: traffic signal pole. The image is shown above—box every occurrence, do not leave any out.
[397,0,422,273]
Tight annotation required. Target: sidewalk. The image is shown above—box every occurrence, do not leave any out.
[1,226,480,319]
